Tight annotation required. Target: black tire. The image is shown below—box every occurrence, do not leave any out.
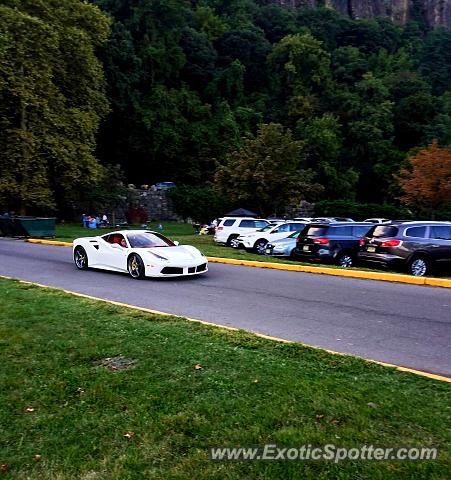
[408,255,430,277]
[128,254,145,279]
[254,239,268,255]
[227,235,239,248]
[289,248,297,259]
[74,246,88,270]
[337,252,354,268]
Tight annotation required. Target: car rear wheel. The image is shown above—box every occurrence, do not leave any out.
[337,252,354,268]
[408,256,430,277]
[254,239,268,255]
[74,246,88,270]
[228,235,239,248]
[128,254,145,279]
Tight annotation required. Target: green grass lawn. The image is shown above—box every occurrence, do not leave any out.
[0,278,449,479]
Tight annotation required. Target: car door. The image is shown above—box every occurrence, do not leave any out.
[100,234,128,271]
[428,225,451,263]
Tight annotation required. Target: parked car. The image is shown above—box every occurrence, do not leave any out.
[237,221,307,254]
[265,231,301,258]
[363,218,391,224]
[294,222,373,267]
[213,217,270,247]
[311,217,355,223]
[359,221,451,276]
[154,182,176,189]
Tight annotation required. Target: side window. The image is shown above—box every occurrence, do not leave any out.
[277,224,291,232]
[353,226,372,237]
[222,219,235,227]
[405,226,427,238]
[332,226,353,236]
[102,234,112,243]
[239,220,254,228]
[429,226,451,240]
[289,223,304,231]
[254,221,269,229]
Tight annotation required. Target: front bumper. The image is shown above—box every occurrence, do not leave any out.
[145,261,208,277]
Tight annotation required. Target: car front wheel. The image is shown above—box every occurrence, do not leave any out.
[128,254,145,279]
[408,256,430,277]
[74,246,88,270]
[254,239,268,255]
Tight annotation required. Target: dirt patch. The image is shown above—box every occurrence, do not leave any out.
[98,356,136,372]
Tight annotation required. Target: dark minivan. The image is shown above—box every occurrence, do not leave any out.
[294,222,372,267]
[359,221,451,276]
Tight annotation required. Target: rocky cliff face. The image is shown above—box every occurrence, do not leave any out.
[275,1,451,29]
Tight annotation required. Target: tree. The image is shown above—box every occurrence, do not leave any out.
[168,185,230,223]
[397,140,451,215]
[214,123,322,216]
[0,0,110,214]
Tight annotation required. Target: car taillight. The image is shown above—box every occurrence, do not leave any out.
[313,238,329,245]
[359,238,365,246]
[380,239,402,247]
[217,226,223,231]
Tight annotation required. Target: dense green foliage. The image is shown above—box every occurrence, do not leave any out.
[91,0,451,213]
[2,1,451,216]
[0,0,111,214]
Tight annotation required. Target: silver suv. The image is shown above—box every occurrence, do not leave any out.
[213,217,270,247]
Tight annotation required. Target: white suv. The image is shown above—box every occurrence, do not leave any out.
[237,221,308,254]
[214,217,270,247]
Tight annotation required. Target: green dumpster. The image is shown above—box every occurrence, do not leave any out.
[16,217,56,238]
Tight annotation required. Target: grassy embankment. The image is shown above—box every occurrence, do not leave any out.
[0,277,449,479]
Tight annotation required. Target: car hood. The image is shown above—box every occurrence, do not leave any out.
[140,245,203,261]
[270,237,296,246]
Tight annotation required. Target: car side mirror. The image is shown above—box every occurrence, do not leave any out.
[174,241,180,246]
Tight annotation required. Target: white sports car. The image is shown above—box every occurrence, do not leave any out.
[73,230,208,278]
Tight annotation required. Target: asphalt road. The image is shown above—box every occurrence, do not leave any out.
[1,239,450,377]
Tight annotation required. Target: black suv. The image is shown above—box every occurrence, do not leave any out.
[359,221,451,276]
[294,222,372,267]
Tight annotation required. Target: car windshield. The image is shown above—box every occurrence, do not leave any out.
[371,226,398,238]
[257,225,274,232]
[288,231,301,239]
[127,232,175,248]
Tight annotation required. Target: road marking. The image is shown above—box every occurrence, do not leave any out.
[26,238,451,289]
[0,273,449,383]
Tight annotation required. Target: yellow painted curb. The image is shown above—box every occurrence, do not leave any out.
[27,239,73,247]
[25,238,451,288]
[206,257,451,288]
[0,273,449,383]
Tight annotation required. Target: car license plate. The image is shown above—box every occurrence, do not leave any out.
[367,246,376,252]
[303,245,310,252]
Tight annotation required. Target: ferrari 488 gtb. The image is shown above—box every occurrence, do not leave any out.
[73,230,208,279]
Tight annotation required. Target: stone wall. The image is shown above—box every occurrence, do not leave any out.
[138,188,180,221]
